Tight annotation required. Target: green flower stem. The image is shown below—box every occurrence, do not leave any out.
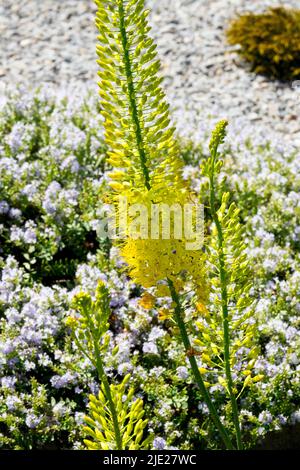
[84,311,123,450]
[167,279,234,450]
[118,0,151,190]
[209,153,243,451]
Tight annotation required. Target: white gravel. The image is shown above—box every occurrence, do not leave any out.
[1,0,300,144]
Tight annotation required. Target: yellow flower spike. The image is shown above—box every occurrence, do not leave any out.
[218,377,227,389]
[243,375,252,388]
[195,321,206,331]
[203,333,211,342]
[196,302,209,317]
[193,338,205,347]
[95,0,209,302]
[202,354,213,366]
[93,0,240,451]
[108,181,126,192]
[158,308,172,321]
[139,292,156,310]
[107,171,128,181]
[65,316,79,329]
[252,374,264,383]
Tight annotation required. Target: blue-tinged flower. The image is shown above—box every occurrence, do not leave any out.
[5,307,22,324]
[143,342,159,355]
[21,183,40,201]
[291,410,300,424]
[0,339,16,355]
[24,360,36,371]
[9,208,22,219]
[52,402,67,417]
[0,201,9,214]
[153,437,166,450]
[117,362,133,376]
[60,155,80,173]
[6,396,22,411]
[148,326,166,342]
[149,367,165,378]
[110,296,126,309]
[176,366,189,380]
[258,410,273,425]
[74,412,85,425]
[5,122,34,153]
[50,372,77,389]
[25,413,42,429]
[1,376,17,390]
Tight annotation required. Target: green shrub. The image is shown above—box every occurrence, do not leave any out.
[226,7,300,81]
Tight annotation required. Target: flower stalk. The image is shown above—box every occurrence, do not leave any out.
[167,279,234,450]
[95,0,252,451]
[118,0,151,190]
[70,289,123,450]
[70,285,150,450]
[89,326,123,450]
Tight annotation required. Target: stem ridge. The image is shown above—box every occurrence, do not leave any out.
[118,0,151,190]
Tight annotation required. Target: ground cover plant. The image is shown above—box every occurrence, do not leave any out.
[226,6,300,81]
[0,0,299,451]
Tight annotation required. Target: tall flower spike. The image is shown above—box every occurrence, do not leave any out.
[95,2,234,449]
[95,0,208,298]
[199,120,260,449]
[84,374,150,450]
[68,283,150,450]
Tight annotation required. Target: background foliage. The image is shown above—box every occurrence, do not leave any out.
[0,89,299,449]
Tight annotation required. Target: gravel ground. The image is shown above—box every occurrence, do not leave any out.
[1,0,300,144]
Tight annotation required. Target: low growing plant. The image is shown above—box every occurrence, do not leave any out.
[0,88,299,450]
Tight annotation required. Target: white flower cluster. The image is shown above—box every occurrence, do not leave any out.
[0,87,299,450]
